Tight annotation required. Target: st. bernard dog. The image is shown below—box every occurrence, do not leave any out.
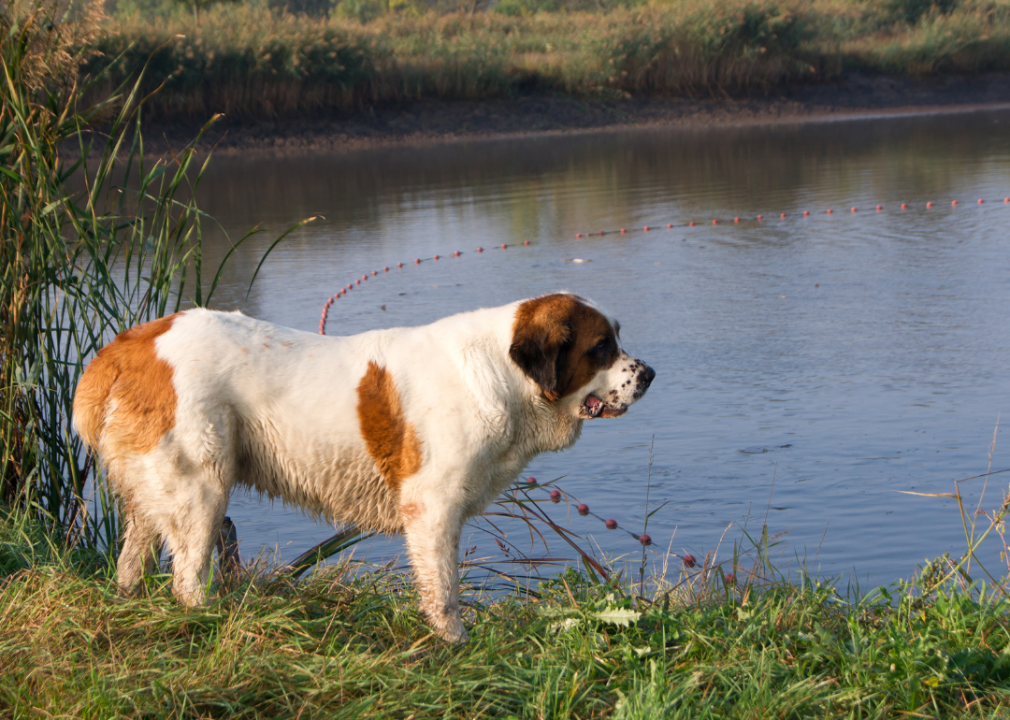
[73,293,655,642]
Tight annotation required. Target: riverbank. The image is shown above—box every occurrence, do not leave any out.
[88,72,1010,157]
[3,512,1010,718]
[70,0,1010,155]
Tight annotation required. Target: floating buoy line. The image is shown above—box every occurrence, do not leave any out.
[573,196,1010,237]
[319,194,1010,335]
[318,241,532,335]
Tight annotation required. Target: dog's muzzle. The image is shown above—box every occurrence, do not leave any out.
[580,361,656,419]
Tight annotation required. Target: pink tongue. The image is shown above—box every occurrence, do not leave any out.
[585,396,603,412]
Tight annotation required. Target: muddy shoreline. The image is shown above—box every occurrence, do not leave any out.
[83,73,1010,157]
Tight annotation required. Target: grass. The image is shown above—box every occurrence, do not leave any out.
[74,0,1010,121]
[6,459,1010,718]
[4,505,1010,718]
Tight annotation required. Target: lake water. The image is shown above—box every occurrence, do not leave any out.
[192,109,1010,589]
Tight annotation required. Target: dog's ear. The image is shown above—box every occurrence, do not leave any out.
[509,296,574,398]
[509,332,565,395]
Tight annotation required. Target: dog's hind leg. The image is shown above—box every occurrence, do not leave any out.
[117,511,161,596]
[164,494,227,606]
[161,418,236,606]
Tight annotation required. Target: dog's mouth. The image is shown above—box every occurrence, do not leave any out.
[579,394,627,420]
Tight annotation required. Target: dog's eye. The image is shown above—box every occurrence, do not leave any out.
[591,339,610,355]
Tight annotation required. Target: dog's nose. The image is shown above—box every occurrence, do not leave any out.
[640,363,656,388]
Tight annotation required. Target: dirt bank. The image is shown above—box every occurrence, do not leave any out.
[85,73,1010,157]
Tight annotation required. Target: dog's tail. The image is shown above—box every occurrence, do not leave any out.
[73,348,120,450]
[73,312,182,451]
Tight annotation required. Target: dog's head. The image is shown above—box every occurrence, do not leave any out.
[509,293,655,419]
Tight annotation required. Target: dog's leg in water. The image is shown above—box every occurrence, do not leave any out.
[117,512,161,596]
[403,504,467,643]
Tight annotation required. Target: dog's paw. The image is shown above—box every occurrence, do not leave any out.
[429,613,469,644]
[437,620,469,644]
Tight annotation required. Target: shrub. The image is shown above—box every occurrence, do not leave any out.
[591,2,815,95]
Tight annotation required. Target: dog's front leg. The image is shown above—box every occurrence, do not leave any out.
[401,499,467,643]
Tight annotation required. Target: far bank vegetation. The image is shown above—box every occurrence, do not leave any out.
[61,0,1010,119]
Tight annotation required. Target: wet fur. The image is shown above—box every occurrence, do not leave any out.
[73,294,654,642]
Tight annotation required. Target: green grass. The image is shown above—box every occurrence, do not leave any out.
[76,0,1010,120]
[4,509,1010,719]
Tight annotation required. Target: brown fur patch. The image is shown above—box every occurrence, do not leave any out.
[510,294,618,401]
[356,361,423,492]
[73,314,180,456]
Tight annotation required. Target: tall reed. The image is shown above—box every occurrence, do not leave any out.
[0,0,259,552]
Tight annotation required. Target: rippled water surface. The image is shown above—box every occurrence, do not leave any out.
[194,110,1010,587]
